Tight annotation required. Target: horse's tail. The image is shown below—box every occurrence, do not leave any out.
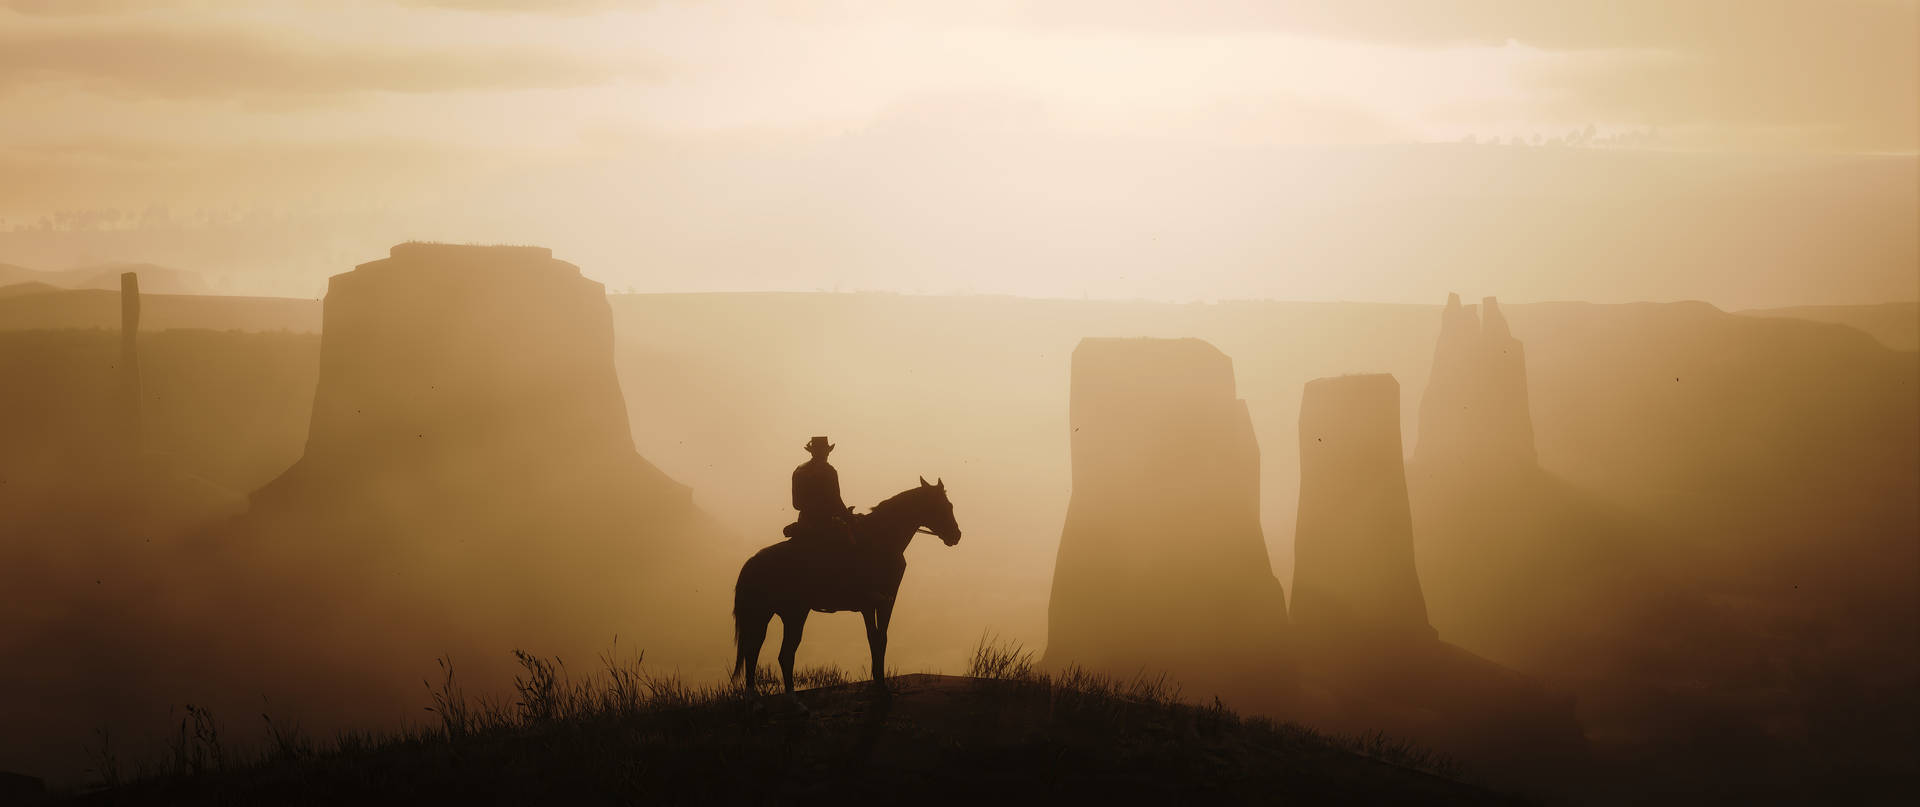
[729,580,744,680]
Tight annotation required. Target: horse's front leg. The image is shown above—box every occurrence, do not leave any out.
[862,608,888,691]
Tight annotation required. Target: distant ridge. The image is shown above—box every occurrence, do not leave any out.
[1737,302,1919,351]
[0,281,59,298]
[0,288,320,333]
[0,261,208,295]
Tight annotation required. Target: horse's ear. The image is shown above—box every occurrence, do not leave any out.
[936,477,945,490]
[919,475,930,488]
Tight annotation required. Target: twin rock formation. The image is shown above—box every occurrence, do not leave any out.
[1045,296,1584,781]
[1045,298,1530,666]
[1416,294,1536,470]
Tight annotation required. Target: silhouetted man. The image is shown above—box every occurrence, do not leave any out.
[786,435,852,547]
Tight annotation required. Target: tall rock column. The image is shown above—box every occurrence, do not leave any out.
[1415,294,1536,469]
[1045,338,1288,700]
[119,271,141,451]
[1475,298,1536,466]
[1291,373,1435,647]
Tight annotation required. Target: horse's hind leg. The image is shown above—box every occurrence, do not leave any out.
[776,609,809,695]
[740,610,772,693]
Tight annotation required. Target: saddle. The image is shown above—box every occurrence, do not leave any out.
[782,507,860,544]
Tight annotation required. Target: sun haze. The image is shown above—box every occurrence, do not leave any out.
[1,3,1917,804]
[0,0,1913,305]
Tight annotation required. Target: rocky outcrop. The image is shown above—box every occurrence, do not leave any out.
[1414,294,1536,469]
[224,243,728,690]
[120,271,141,450]
[256,243,687,515]
[1407,294,1736,692]
[1290,374,1435,647]
[1045,338,1288,701]
[1290,373,1586,789]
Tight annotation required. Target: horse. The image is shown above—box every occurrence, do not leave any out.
[732,476,961,695]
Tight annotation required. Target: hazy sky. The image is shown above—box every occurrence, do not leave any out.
[1,0,1915,305]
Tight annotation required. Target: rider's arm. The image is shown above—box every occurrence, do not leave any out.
[825,465,847,511]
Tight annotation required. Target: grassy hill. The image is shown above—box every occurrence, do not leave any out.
[54,648,1505,806]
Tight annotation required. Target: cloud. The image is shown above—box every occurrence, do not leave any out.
[395,0,659,12]
[860,89,1410,146]
[5,1,1910,154]
[1508,2,1917,152]
[1016,0,1919,151]
[1528,45,1917,152]
[1013,0,1896,50]
[2,0,655,15]
[0,23,631,100]
[4,0,160,15]
[0,135,514,223]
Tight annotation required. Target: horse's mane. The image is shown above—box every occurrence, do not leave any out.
[867,485,933,517]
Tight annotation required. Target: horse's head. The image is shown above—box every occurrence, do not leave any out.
[913,476,962,547]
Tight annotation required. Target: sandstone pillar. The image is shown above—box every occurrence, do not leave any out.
[1291,373,1434,646]
[1045,337,1288,698]
[119,271,141,451]
[1415,294,1536,469]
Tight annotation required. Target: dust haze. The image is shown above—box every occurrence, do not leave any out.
[1,1,1916,804]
